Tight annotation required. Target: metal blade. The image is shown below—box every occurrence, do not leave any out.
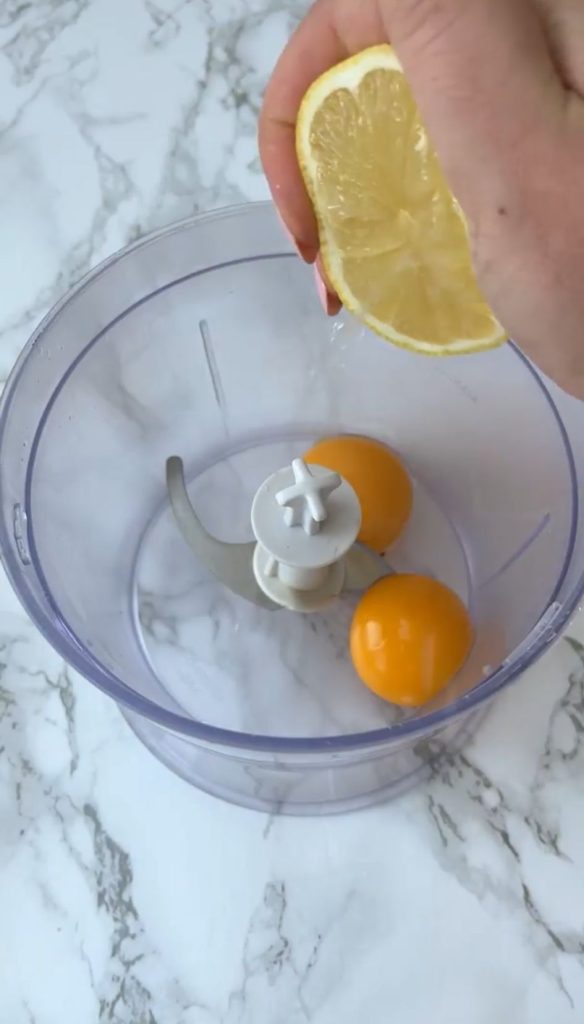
[344,544,390,591]
[166,457,278,610]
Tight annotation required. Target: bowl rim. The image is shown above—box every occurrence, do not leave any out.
[1,201,582,755]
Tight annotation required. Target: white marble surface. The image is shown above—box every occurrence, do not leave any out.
[1,1,584,1021]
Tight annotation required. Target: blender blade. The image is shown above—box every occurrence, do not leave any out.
[166,456,389,610]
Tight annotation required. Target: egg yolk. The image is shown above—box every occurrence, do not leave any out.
[350,574,474,707]
[303,435,412,552]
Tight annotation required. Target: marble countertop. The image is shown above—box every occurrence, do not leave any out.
[1,1,584,1021]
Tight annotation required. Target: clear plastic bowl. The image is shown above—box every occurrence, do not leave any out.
[1,201,584,814]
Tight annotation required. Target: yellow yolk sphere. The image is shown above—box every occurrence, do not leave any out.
[303,435,412,552]
[350,574,474,707]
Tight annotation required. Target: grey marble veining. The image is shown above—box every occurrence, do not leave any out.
[1,1,584,1022]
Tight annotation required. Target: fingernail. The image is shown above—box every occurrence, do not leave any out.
[296,239,318,263]
[276,211,316,263]
[313,264,342,316]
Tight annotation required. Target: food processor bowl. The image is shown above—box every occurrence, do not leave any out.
[1,202,583,814]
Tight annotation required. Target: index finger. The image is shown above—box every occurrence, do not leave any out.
[258,0,386,260]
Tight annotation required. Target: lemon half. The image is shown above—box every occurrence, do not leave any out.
[296,45,505,354]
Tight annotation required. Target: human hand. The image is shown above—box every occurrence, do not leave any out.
[259,0,584,397]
